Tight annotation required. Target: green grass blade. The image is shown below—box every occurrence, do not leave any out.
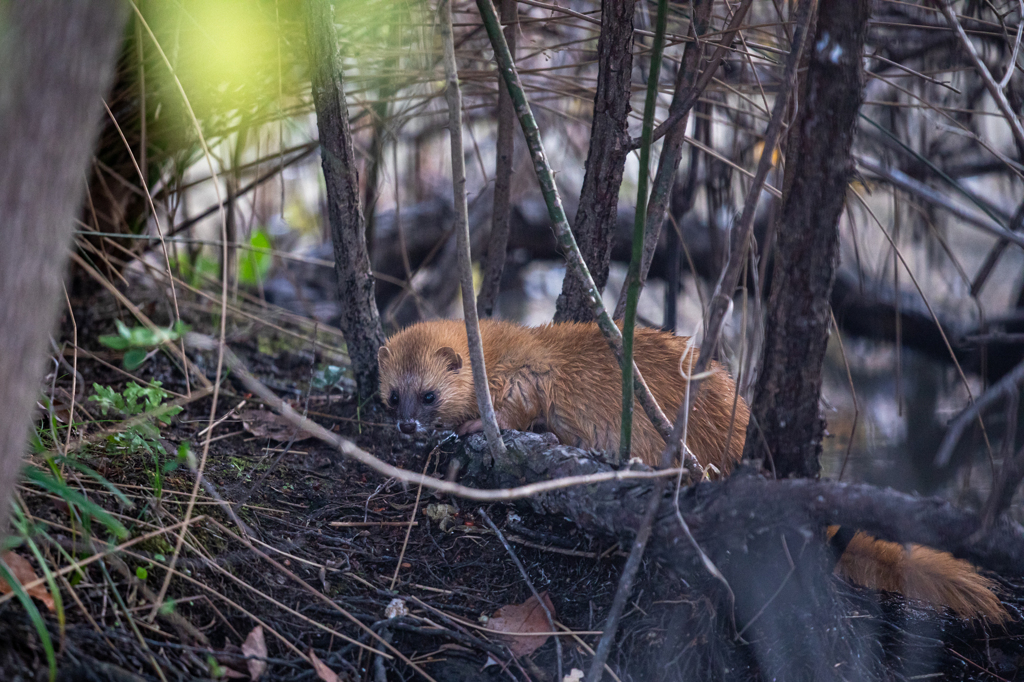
[0,558,57,682]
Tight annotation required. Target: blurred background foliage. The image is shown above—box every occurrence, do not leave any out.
[77,0,1024,505]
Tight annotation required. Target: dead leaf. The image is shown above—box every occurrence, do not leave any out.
[309,649,341,682]
[242,625,267,681]
[239,407,315,442]
[424,503,459,532]
[487,592,556,658]
[0,551,55,611]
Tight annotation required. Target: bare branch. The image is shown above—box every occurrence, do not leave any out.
[440,0,506,459]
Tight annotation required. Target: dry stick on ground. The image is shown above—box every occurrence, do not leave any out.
[473,0,688,470]
[305,0,386,403]
[662,0,817,468]
[934,355,1024,467]
[440,0,506,459]
[553,0,637,324]
[478,508,563,682]
[389,452,433,590]
[477,0,518,319]
[201,517,441,681]
[188,332,685,500]
[612,0,715,320]
[0,516,205,610]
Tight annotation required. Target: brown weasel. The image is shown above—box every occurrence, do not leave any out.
[378,319,1006,621]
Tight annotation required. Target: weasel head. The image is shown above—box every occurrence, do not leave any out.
[377,322,476,435]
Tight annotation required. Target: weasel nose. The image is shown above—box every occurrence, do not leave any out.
[399,421,417,434]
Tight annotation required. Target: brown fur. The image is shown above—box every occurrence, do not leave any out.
[829,528,1005,621]
[378,319,748,470]
[378,320,1006,621]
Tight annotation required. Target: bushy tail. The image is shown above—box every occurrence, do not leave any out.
[828,527,1007,622]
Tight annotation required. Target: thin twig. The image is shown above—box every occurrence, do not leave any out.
[441,0,506,459]
[930,0,1024,153]
[619,0,670,463]
[639,0,755,148]
[935,355,1024,467]
[613,0,715,319]
[585,479,663,682]
[661,0,816,467]
[390,450,433,590]
[187,331,686,501]
[856,154,1023,248]
[474,0,685,464]
[478,508,562,682]
[131,1,232,621]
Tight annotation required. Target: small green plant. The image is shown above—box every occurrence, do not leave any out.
[88,382,185,500]
[237,228,273,286]
[206,654,227,678]
[98,319,190,370]
[89,381,181,420]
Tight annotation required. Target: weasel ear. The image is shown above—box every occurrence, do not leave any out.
[434,346,463,373]
[378,346,392,367]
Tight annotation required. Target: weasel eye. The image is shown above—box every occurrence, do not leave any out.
[388,390,399,406]
[422,391,436,405]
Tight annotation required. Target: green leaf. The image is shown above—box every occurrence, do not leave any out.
[97,335,131,351]
[28,431,46,455]
[88,383,125,415]
[237,229,273,286]
[136,566,148,581]
[206,655,225,678]
[115,319,133,340]
[156,405,183,425]
[123,349,148,371]
[312,364,346,390]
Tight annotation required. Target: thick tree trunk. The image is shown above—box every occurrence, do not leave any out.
[553,0,635,323]
[743,0,873,478]
[0,0,127,536]
[305,0,386,401]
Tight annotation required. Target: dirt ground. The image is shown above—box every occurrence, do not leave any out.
[1,292,1022,682]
